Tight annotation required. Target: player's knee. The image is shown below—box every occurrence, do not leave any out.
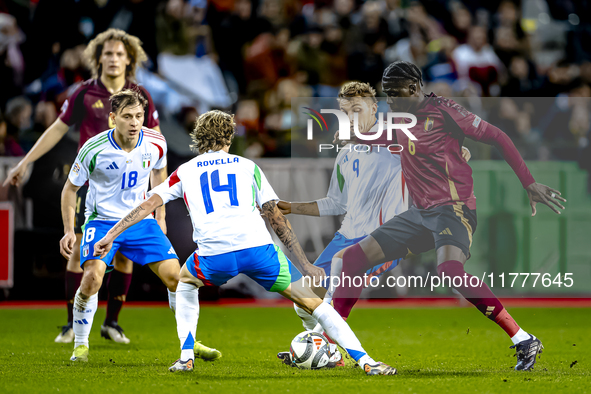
[80,271,102,295]
[162,271,180,292]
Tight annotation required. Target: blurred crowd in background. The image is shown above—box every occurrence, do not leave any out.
[1,0,591,301]
[1,0,591,163]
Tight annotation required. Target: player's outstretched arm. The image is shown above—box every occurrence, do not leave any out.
[60,179,81,260]
[277,200,320,216]
[467,121,566,215]
[3,118,70,187]
[150,167,168,234]
[93,194,164,258]
[261,200,325,281]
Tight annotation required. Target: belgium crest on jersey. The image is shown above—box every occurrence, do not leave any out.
[142,153,152,169]
[424,117,434,132]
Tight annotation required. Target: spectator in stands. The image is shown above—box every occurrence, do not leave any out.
[2,97,31,156]
[444,1,472,45]
[500,55,541,97]
[1,110,25,156]
[452,25,504,96]
[0,13,25,108]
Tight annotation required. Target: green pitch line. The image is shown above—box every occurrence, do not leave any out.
[0,307,588,394]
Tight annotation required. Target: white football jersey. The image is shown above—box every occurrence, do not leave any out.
[317,142,408,239]
[148,150,278,256]
[68,128,167,222]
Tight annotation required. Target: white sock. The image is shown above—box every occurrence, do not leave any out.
[511,328,531,345]
[168,289,176,314]
[294,303,318,331]
[176,282,199,361]
[323,257,343,305]
[73,289,98,348]
[312,302,375,364]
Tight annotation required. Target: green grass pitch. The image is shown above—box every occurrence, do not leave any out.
[0,306,589,394]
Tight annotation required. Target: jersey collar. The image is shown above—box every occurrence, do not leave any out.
[96,77,133,92]
[108,128,143,150]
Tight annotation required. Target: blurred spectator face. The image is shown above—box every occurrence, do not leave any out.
[498,1,518,24]
[324,25,343,43]
[235,0,252,20]
[99,40,130,78]
[275,28,290,48]
[277,79,300,103]
[261,0,282,22]
[385,0,400,11]
[0,13,19,41]
[468,26,487,51]
[61,48,82,71]
[363,2,382,30]
[494,26,518,50]
[339,97,377,134]
[407,2,428,24]
[428,81,453,97]
[306,31,323,49]
[499,97,519,119]
[334,0,354,16]
[5,97,32,132]
[452,7,472,31]
[510,56,529,79]
[166,0,184,20]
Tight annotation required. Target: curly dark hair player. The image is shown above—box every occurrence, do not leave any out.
[331,60,566,372]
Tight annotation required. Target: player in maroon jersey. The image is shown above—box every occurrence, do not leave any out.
[331,61,566,371]
[4,29,157,344]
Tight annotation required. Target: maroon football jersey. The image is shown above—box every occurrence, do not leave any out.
[59,78,159,151]
[396,94,535,211]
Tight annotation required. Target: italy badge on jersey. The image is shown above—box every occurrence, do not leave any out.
[142,153,152,169]
[83,244,89,258]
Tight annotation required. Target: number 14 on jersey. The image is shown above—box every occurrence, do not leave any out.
[200,169,239,213]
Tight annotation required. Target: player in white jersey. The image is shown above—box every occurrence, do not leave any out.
[93,110,397,375]
[59,89,220,363]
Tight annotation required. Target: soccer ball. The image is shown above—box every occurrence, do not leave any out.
[289,331,331,369]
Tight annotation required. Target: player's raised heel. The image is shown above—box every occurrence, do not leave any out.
[70,345,89,362]
[55,323,74,343]
[194,341,222,361]
[100,323,131,344]
[277,351,296,367]
[363,362,397,376]
[169,359,194,372]
[511,335,543,371]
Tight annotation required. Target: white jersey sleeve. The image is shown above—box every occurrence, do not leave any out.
[253,164,279,207]
[148,168,183,204]
[316,148,348,216]
[143,128,168,170]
